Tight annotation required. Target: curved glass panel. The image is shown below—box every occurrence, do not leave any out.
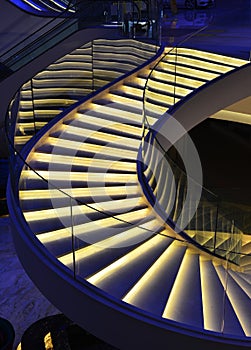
[141,27,248,265]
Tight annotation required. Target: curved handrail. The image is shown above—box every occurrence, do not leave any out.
[140,24,245,264]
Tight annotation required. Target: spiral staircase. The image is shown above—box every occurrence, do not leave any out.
[7,36,251,349]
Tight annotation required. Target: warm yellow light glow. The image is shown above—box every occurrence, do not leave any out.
[147,79,192,97]
[87,234,170,286]
[40,208,151,247]
[175,48,248,67]
[159,61,219,81]
[60,216,159,266]
[20,169,138,184]
[29,152,137,172]
[123,240,186,305]
[168,55,234,74]
[47,136,138,160]
[24,196,144,223]
[118,85,144,98]
[215,264,251,336]
[19,184,140,200]
[106,92,143,109]
[76,113,142,137]
[210,110,251,125]
[200,256,223,332]
[59,124,140,150]
[162,248,199,321]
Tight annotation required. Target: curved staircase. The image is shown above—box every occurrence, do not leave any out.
[8,42,251,349]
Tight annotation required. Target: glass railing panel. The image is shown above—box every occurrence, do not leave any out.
[11,37,160,152]
[140,23,247,265]
[219,250,251,337]
[18,167,76,270]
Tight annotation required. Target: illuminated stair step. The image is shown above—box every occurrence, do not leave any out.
[38,207,155,247]
[104,92,144,109]
[31,79,93,88]
[144,79,193,98]
[23,196,145,222]
[86,234,173,298]
[147,70,206,89]
[239,255,251,270]
[162,249,203,328]
[241,238,251,254]
[17,110,61,118]
[126,76,147,88]
[142,100,169,118]
[228,270,251,299]
[145,89,179,108]
[19,185,141,212]
[27,152,137,172]
[20,87,91,98]
[184,230,215,249]
[93,41,158,58]
[58,217,164,268]
[90,100,159,125]
[14,135,33,145]
[18,98,76,108]
[215,264,250,336]
[36,137,138,161]
[52,124,141,150]
[45,61,92,70]
[20,170,138,189]
[23,197,146,234]
[123,240,187,315]
[157,62,220,81]
[173,48,248,67]
[165,55,237,74]
[200,257,242,333]
[35,70,92,79]
[80,104,144,126]
[16,122,47,132]
[113,84,144,99]
[71,113,142,138]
